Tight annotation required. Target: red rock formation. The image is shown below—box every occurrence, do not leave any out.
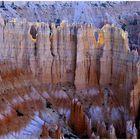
[53,126,63,139]
[75,25,100,90]
[0,19,139,139]
[48,125,63,139]
[40,123,63,139]
[40,123,49,138]
[68,98,91,137]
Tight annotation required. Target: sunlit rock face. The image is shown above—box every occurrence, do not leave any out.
[0,20,139,139]
[68,98,92,137]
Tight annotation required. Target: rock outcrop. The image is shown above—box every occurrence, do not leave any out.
[0,19,139,138]
[68,99,91,137]
[1,1,140,51]
[40,123,63,139]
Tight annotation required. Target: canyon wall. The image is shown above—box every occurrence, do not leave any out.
[0,20,139,138]
[0,20,139,107]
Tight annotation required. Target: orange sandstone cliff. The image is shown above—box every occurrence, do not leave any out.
[0,20,139,138]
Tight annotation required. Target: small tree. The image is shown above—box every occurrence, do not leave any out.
[1,1,5,8]
[11,2,14,7]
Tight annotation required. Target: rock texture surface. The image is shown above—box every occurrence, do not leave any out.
[1,1,140,51]
[68,99,91,137]
[0,3,139,138]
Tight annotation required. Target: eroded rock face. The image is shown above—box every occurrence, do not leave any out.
[0,20,139,138]
[68,98,91,137]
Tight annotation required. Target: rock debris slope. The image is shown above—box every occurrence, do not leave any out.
[0,19,139,138]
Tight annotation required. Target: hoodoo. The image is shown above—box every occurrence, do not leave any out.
[0,1,139,139]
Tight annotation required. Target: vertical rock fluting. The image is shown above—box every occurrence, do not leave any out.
[100,24,130,87]
[99,25,140,124]
[41,123,63,139]
[0,21,139,93]
[68,99,91,137]
[68,99,92,137]
[49,22,77,85]
[35,23,53,83]
[75,25,104,90]
[0,19,139,138]
[40,123,49,138]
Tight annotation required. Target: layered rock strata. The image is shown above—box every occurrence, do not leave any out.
[0,20,139,138]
